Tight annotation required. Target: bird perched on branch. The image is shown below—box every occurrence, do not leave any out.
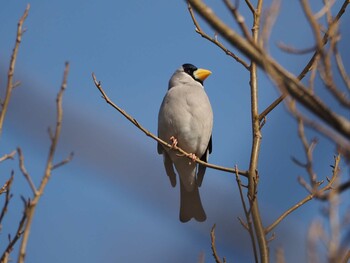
[158,63,213,222]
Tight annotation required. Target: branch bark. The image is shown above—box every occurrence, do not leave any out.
[186,0,350,144]
[246,1,269,262]
[17,62,70,263]
[0,4,30,137]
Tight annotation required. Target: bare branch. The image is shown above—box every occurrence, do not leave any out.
[52,152,74,170]
[235,168,259,263]
[210,224,224,263]
[188,2,250,70]
[17,148,37,196]
[260,0,280,50]
[301,0,350,108]
[91,73,248,177]
[277,42,316,55]
[222,0,252,41]
[0,173,14,225]
[244,0,255,14]
[17,62,70,263]
[0,150,16,163]
[314,0,336,20]
[246,1,269,262]
[0,198,28,263]
[334,45,350,91]
[0,4,30,137]
[258,0,350,120]
[265,154,341,234]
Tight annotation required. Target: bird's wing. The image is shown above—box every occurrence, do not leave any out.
[158,141,177,187]
[197,135,212,187]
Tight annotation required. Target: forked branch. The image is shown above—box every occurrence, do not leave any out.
[17,62,71,263]
[0,4,30,137]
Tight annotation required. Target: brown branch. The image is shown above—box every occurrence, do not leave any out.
[235,169,259,263]
[244,0,255,14]
[246,1,269,262]
[92,73,248,177]
[260,0,280,50]
[17,148,37,196]
[0,199,28,263]
[258,0,350,120]
[334,45,350,91]
[17,62,70,263]
[0,150,16,163]
[187,1,350,141]
[0,4,30,137]
[265,154,341,234]
[296,114,318,188]
[188,2,250,70]
[0,173,14,225]
[287,98,350,158]
[277,42,316,55]
[52,152,74,170]
[222,0,252,41]
[301,0,350,108]
[210,224,224,263]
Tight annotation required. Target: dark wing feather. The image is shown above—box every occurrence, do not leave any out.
[196,135,212,187]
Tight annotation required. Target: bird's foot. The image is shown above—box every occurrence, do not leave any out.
[188,153,197,163]
[170,136,178,148]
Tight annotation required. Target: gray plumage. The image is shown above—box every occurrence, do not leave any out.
[158,63,213,222]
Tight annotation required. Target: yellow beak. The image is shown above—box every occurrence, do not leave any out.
[193,68,212,82]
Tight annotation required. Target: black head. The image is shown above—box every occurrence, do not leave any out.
[182,63,202,84]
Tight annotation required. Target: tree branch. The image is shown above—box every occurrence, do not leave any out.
[17,148,37,196]
[0,4,30,137]
[0,198,28,263]
[186,0,350,142]
[265,154,341,234]
[246,1,269,262]
[17,62,71,263]
[210,224,225,263]
[187,2,250,70]
[0,150,16,163]
[259,0,350,120]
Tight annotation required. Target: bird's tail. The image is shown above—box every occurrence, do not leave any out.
[179,180,206,222]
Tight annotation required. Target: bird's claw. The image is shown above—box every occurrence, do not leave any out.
[188,153,197,163]
[170,136,178,148]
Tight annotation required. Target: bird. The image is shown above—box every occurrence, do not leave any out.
[157,63,213,222]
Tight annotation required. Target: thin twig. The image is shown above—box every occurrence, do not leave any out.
[265,154,341,234]
[17,62,70,263]
[188,2,250,70]
[245,0,255,14]
[52,152,74,170]
[0,150,16,163]
[17,148,37,196]
[0,4,30,137]
[210,224,224,263]
[258,0,350,120]
[91,73,248,177]
[0,172,14,225]
[334,45,350,91]
[235,168,259,263]
[0,199,28,263]
[260,0,280,50]
[223,0,252,41]
[301,0,350,108]
[277,42,316,55]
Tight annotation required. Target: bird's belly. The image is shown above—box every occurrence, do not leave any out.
[160,104,212,155]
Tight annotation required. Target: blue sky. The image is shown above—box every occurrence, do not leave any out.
[0,1,349,262]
